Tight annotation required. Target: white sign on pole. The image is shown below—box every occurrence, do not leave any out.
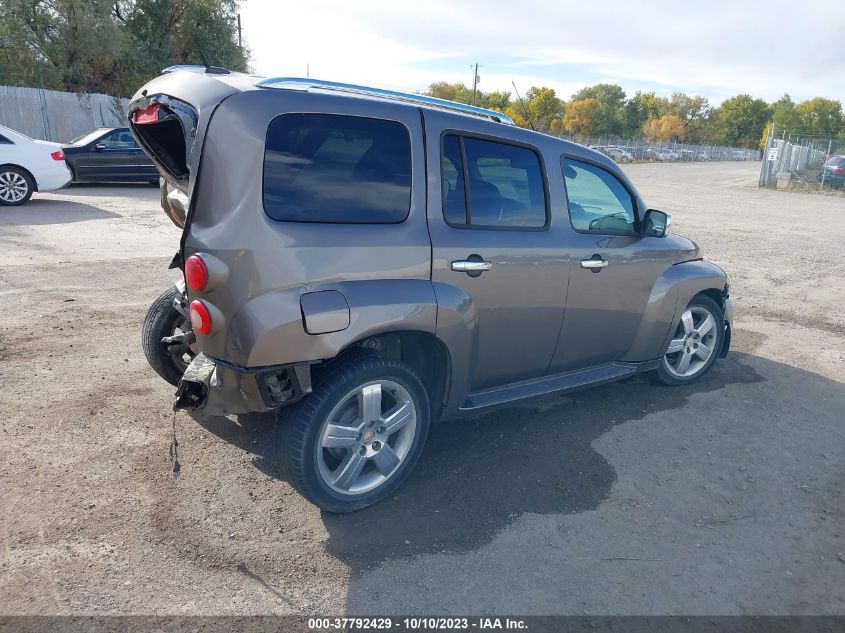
[767,147,779,161]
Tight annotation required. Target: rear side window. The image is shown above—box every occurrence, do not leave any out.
[100,130,137,149]
[0,133,12,144]
[264,114,412,223]
[441,134,547,229]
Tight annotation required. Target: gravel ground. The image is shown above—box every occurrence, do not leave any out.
[1,163,843,616]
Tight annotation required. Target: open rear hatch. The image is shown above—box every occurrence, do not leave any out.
[127,69,244,228]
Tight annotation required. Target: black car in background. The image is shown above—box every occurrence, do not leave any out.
[817,155,845,188]
[62,127,158,183]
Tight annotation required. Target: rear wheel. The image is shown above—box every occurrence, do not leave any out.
[656,295,724,386]
[141,286,196,386]
[0,167,34,206]
[275,355,430,513]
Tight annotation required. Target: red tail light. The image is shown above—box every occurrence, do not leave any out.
[50,150,64,161]
[189,300,212,336]
[133,103,161,125]
[835,167,844,175]
[185,255,208,291]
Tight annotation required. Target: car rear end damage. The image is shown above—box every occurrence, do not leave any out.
[127,69,251,226]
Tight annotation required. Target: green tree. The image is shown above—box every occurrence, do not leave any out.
[483,90,511,112]
[571,83,626,136]
[624,91,668,137]
[524,86,564,133]
[427,81,462,102]
[712,94,771,147]
[770,93,801,135]
[115,0,248,93]
[0,0,249,96]
[795,97,843,137]
[0,0,126,93]
[666,92,710,142]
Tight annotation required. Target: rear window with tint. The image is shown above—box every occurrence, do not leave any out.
[263,114,412,223]
[825,156,845,167]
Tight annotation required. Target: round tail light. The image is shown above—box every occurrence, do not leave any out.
[189,300,212,336]
[185,255,208,291]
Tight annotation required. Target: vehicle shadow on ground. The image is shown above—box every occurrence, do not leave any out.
[194,345,765,572]
[0,198,120,225]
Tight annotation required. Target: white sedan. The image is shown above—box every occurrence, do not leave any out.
[0,125,72,205]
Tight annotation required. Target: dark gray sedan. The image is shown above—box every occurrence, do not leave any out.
[62,127,158,183]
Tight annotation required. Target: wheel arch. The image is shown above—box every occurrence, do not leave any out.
[622,260,729,362]
[333,330,452,422]
[0,163,38,191]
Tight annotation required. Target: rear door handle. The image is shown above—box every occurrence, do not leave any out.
[580,257,608,270]
[451,260,492,273]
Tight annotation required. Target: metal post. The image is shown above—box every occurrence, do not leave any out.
[237,13,242,50]
[820,139,832,190]
[470,63,479,106]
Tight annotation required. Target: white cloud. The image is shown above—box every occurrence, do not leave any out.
[239,0,845,104]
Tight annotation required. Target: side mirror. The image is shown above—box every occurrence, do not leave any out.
[643,209,671,237]
[94,143,106,151]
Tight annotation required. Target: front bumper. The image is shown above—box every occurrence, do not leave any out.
[174,353,312,416]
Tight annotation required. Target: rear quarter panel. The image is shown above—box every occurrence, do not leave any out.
[184,89,435,367]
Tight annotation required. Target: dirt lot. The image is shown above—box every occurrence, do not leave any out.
[1,162,843,615]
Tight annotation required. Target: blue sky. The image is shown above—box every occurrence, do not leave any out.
[240,0,845,106]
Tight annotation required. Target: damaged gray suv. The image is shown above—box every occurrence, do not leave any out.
[131,68,732,513]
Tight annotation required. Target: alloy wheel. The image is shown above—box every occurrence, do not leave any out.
[663,305,719,378]
[316,379,417,495]
[0,171,29,203]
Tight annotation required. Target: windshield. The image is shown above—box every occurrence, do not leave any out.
[69,128,111,146]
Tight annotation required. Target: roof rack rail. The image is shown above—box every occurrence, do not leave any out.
[162,64,231,75]
[256,77,515,126]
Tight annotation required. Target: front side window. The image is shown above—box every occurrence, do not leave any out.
[441,134,547,229]
[562,158,637,234]
[264,114,412,223]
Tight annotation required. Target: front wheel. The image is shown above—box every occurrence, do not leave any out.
[275,355,430,513]
[655,295,724,386]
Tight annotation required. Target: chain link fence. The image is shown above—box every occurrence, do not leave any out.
[758,132,843,193]
[556,135,758,163]
[0,85,129,143]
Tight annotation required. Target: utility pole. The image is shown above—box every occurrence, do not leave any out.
[237,13,242,50]
[820,138,832,190]
[470,63,480,105]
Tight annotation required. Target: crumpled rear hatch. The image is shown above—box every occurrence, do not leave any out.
[130,97,195,186]
[127,69,242,228]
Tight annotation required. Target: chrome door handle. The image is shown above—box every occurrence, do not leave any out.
[451,260,492,273]
[580,258,608,269]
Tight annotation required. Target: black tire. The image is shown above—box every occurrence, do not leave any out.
[141,286,194,386]
[0,166,34,206]
[655,294,724,386]
[274,355,430,513]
